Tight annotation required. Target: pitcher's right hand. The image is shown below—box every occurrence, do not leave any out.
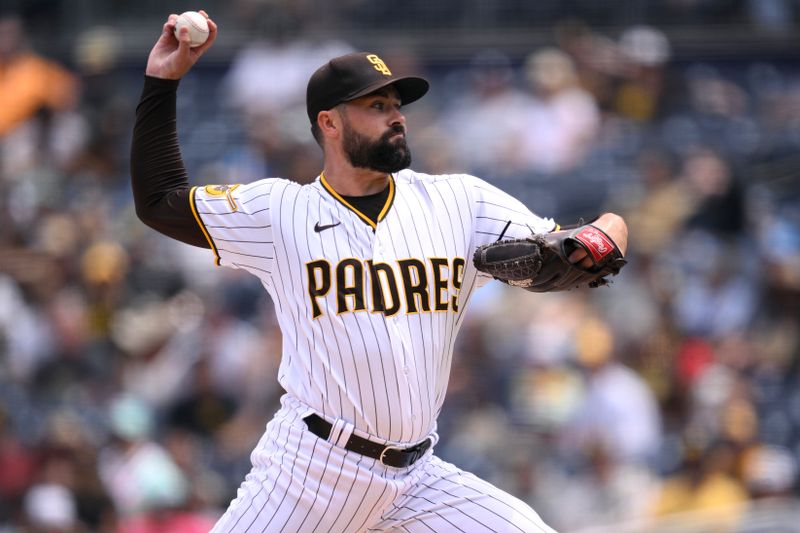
[145,11,217,80]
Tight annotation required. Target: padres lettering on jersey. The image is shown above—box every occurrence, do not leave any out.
[191,169,554,444]
[306,256,465,318]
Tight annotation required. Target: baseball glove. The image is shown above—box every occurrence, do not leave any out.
[472,224,627,292]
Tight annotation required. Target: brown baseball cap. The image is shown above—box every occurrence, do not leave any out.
[306,52,429,124]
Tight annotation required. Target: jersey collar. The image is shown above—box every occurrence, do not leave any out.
[319,172,395,230]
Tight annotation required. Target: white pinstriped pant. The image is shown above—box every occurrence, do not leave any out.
[211,395,556,533]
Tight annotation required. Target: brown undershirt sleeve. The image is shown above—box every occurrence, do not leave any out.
[130,75,210,248]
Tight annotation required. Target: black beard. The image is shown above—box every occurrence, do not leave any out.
[342,124,412,173]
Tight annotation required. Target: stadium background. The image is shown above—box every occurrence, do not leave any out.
[1,0,799,531]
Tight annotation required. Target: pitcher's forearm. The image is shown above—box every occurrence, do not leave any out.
[130,76,208,248]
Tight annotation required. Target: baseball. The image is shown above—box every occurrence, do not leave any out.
[173,11,209,48]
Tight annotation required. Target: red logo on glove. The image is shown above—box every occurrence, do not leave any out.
[574,226,614,263]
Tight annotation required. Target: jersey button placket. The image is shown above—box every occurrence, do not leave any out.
[372,231,393,321]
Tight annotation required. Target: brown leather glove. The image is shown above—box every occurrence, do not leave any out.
[472,224,627,292]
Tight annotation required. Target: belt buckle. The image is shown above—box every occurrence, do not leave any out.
[379,444,404,466]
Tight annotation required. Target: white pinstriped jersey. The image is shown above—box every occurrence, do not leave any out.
[191,169,554,445]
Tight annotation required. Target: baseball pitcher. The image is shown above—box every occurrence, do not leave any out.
[131,11,628,533]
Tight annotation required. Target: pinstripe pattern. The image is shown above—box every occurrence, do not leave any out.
[194,170,557,531]
[212,396,556,533]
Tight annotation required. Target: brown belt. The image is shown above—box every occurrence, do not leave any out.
[303,413,432,468]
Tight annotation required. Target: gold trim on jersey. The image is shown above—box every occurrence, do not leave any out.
[189,186,221,266]
[319,172,395,229]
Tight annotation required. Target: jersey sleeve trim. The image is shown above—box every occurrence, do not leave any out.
[189,186,222,266]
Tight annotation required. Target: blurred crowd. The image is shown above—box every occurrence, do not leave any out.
[1,5,800,533]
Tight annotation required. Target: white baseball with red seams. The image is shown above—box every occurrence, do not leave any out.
[173,11,209,48]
